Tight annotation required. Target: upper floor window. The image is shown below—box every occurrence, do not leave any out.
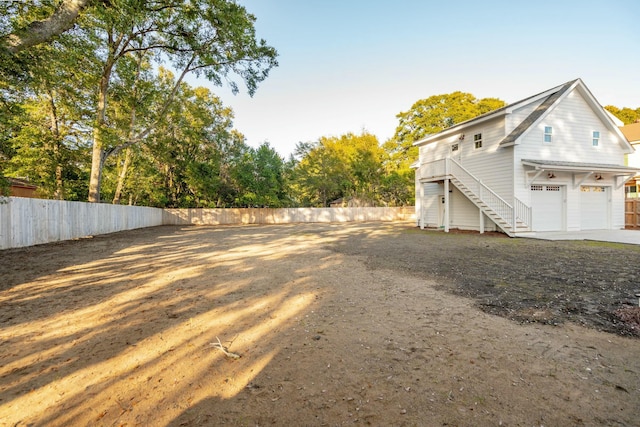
[543,126,552,143]
[474,133,483,149]
[451,143,459,152]
[592,131,600,147]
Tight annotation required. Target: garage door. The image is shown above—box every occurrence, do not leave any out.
[531,185,563,231]
[580,186,608,230]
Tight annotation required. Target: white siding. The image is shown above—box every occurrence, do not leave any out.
[515,89,625,165]
[455,117,514,203]
[514,87,627,231]
[449,187,497,231]
[417,116,513,232]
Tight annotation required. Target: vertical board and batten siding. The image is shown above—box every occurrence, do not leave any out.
[0,197,163,249]
[513,88,627,230]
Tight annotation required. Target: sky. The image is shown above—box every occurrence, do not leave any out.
[187,0,640,157]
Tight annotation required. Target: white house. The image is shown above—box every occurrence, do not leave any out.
[620,122,640,198]
[413,78,639,236]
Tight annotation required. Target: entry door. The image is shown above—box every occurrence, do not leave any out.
[580,186,608,230]
[531,185,564,231]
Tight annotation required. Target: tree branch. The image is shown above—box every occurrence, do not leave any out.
[1,0,93,54]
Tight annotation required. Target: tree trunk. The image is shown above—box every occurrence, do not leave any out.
[46,90,64,199]
[1,0,92,54]
[88,51,115,202]
[112,147,132,204]
[112,53,142,204]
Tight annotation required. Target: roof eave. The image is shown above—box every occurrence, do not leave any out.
[522,160,640,174]
[413,111,507,147]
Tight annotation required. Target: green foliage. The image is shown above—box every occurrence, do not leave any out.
[604,105,640,125]
[386,92,507,170]
[291,132,400,207]
[379,92,507,206]
[233,142,288,207]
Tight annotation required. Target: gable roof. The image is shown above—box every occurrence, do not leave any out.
[413,79,578,147]
[499,80,576,146]
[414,78,632,153]
[620,122,640,144]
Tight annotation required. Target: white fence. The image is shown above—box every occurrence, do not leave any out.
[0,197,163,249]
[163,206,414,225]
[0,198,415,250]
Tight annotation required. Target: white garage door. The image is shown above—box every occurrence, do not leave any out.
[580,186,608,230]
[531,185,563,231]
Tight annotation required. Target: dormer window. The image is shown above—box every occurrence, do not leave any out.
[474,133,483,149]
[592,131,600,147]
[543,126,552,143]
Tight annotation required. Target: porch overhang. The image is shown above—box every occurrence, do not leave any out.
[522,159,640,188]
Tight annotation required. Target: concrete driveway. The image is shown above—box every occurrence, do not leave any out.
[519,229,640,245]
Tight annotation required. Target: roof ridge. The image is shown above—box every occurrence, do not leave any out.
[499,79,578,146]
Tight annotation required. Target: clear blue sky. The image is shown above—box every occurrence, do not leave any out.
[189,0,640,157]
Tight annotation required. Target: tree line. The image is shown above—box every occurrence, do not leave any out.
[1,2,637,207]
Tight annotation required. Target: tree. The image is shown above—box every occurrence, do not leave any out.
[0,0,99,54]
[2,19,98,199]
[386,92,506,170]
[233,142,288,207]
[604,105,640,125]
[106,79,240,208]
[82,0,277,202]
[291,132,387,207]
[381,92,506,206]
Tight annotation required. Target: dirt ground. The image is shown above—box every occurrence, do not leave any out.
[1,222,639,426]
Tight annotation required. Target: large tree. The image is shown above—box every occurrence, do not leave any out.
[0,0,99,54]
[385,92,505,170]
[82,0,277,202]
[292,132,388,207]
[1,0,278,202]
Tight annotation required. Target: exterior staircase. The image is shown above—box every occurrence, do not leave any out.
[449,176,530,237]
[419,158,531,236]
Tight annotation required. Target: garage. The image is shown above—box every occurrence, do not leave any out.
[531,184,564,231]
[580,186,608,229]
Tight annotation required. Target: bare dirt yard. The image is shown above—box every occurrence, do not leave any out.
[1,222,639,426]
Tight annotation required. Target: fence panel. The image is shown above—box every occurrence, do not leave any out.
[1,198,414,250]
[162,206,414,225]
[0,197,163,249]
[626,199,639,229]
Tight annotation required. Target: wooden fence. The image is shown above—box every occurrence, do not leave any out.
[0,197,415,250]
[0,197,163,249]
[626,199,639,229]
[163,207,415,225]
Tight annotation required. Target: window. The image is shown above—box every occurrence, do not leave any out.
[626,185,638,198]
[474,133,482,149]
[592,131,600,147]
[543,126,552,143]
[451,143,459,152]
